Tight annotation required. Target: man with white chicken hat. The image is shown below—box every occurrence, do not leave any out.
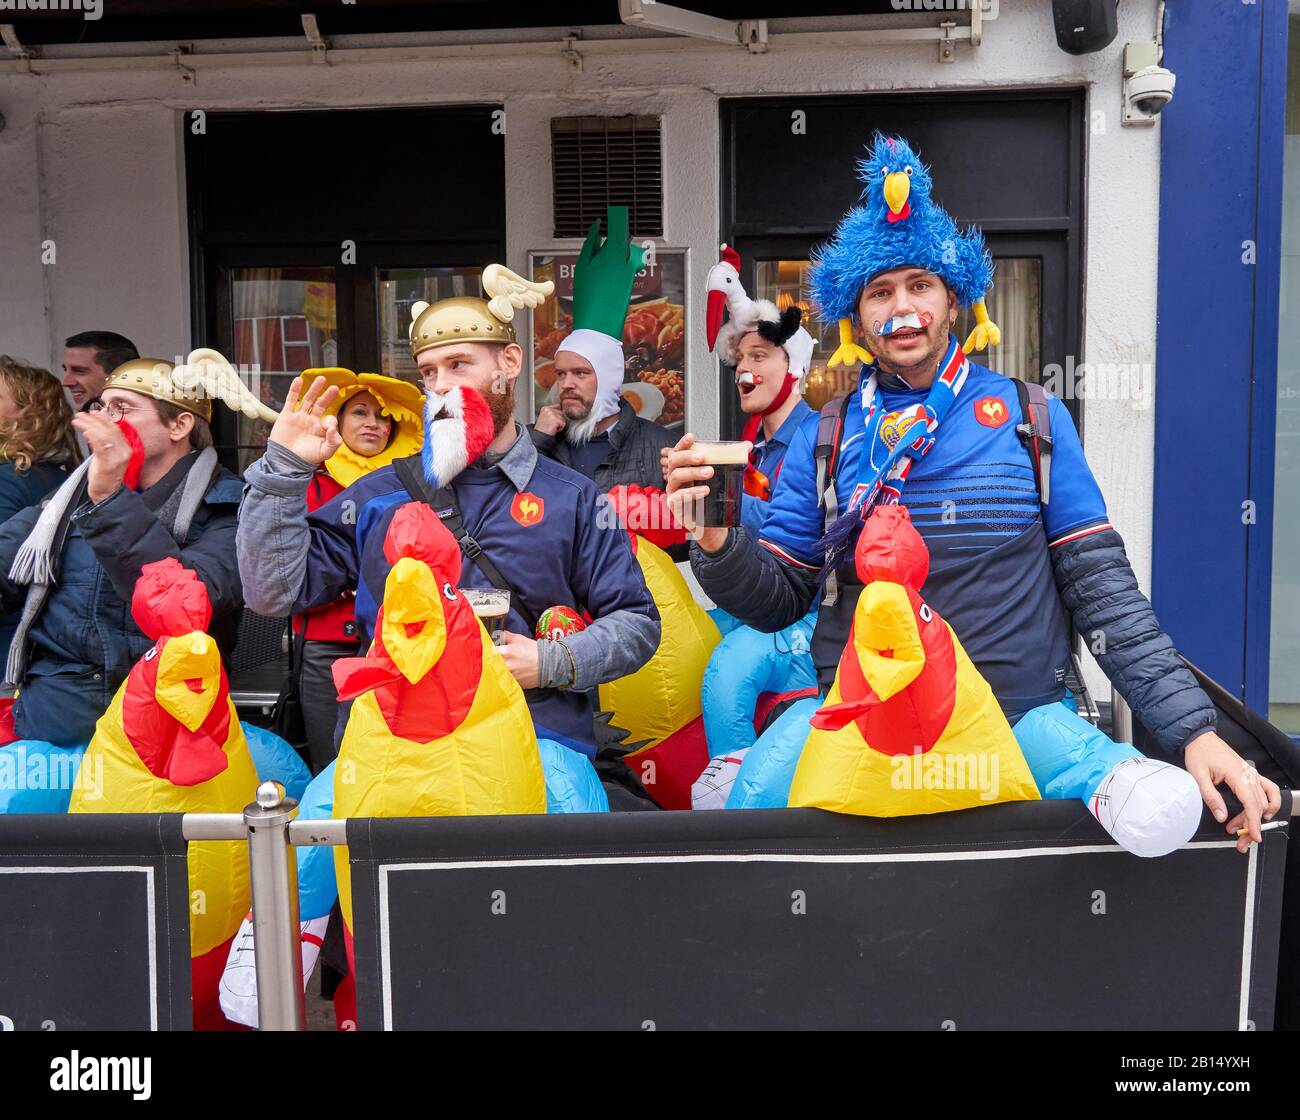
[704,244,816,540]
[693,245,820,769]
[530,205,676,489]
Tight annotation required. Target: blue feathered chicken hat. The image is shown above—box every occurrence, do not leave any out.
[809,134,994,327]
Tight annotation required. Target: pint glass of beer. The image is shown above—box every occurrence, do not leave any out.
[692,440,749,529]
[461,588,511,648]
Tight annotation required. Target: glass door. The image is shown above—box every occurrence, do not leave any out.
[227,266,339,470]
[205,246,497,471]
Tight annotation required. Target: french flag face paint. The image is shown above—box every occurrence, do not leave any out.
[875,310,932,337]
[421,385,496,486]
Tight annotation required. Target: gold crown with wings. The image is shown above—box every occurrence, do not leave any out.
[408,264,554,359]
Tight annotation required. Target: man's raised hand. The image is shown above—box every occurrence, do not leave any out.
[270,376,342,467]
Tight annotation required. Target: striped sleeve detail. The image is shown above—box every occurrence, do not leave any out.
[760,538,820,571]
[1048,521,1113,549]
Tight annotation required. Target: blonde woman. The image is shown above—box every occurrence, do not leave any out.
[0,358,81,661]
[0,357,80,524]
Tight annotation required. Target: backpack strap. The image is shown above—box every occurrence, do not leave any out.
[1011,377,1053,505]
[814,393,853,607]
[392,455,538,632]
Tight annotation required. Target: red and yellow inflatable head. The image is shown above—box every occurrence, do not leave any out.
[789,506,1039,816]
[69,558,259,1028]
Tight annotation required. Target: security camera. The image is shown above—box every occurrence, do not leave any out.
[1121,40,1175,127]
[1123,64,1176,123]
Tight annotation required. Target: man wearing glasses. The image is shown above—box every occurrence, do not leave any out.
[0,357,250,747]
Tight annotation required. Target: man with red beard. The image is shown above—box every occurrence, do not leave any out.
[237,266,662,808]
[0,357,250,746]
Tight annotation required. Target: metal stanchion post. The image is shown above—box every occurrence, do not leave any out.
[1111,689,1134,744]
[243,780,305,1031]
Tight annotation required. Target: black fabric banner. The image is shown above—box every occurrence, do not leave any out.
[347,799,1290,1031]
[0,814,192,1031]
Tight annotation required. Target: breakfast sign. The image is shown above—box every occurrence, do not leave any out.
[528,249,687,431]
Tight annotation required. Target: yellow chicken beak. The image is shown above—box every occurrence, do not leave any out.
[851,582,925,700]
[380,556,447,684]
[883,171,911,216]
[155,632,222,731]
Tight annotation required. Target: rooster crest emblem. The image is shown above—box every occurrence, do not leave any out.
[974,396,1009,428]
[511,492,545,527]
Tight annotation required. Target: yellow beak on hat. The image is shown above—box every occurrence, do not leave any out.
[883,170,911,217]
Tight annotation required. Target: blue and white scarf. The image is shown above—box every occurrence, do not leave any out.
[818,334,969,573]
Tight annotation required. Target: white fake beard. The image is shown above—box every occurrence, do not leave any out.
[564,407,604,446]
[422,386,490,484]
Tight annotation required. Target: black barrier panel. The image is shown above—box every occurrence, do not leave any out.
[0,815,192,1031]
[347,800,1289,1031]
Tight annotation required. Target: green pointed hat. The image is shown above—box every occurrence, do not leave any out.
[571,206,646,340]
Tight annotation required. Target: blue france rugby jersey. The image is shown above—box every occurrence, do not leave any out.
[758,362,1112,720]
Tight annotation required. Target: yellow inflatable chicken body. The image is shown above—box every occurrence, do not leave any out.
[789,505,1039,816]
[597,485,720,808]
[69,558,258,1029]
[331,502,545,932]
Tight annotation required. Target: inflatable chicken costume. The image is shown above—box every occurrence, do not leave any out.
[789,506,1038,814]
[788,506,1203,857]
[599,485,720,808]
[68,558,259,1029]
[330,501,546,934]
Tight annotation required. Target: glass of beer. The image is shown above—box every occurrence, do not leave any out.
[692,440,749,529]
[461,588,511,648]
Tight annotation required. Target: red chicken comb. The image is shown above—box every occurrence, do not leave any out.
[131,557,213,641]
[381,501,462,579]
[853,505,930,589]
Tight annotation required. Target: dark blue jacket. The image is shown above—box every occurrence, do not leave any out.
[692,362,1216,755]
[239,434,660,751]
[0,461,70,662]
[0,452,243,745]
[529,398,677,491]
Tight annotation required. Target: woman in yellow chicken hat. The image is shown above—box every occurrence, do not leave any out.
[290,369,424,772]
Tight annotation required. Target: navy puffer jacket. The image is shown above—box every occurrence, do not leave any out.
[0,451,243,745]
[1051,527,1215,755]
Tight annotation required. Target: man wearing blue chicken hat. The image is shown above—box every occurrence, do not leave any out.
[668,133,1280,850]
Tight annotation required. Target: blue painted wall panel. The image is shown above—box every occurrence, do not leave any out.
[1153,0,1285,703]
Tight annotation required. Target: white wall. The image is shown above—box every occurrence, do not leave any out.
[0,1,1165,694]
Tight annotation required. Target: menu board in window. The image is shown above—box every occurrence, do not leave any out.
[529,249,687,432]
